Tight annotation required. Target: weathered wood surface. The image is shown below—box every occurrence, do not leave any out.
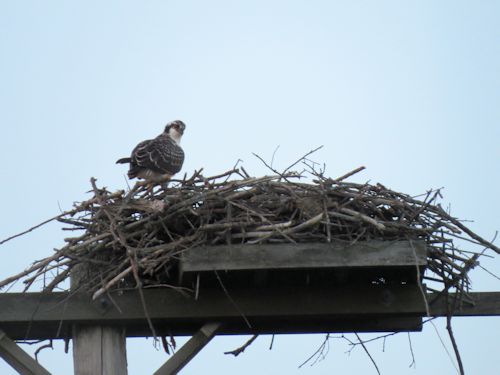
[428,292,500,316]
[0,284,427,340]
[1,288,498,341]
[181,240,427,273]
[71,264,127,375]
[0,329,51,375]
[72,326,127,375]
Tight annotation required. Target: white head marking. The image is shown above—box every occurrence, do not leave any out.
[168,127,182,145]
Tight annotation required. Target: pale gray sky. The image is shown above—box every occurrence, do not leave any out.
[1,1,499,374]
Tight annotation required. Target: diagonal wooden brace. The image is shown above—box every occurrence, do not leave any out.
[153,322,221,375]
[0,330,51,375]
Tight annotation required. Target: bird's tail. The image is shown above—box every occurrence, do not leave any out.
[116,157,131,164]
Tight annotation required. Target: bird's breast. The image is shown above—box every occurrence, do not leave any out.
[137,169,172,182]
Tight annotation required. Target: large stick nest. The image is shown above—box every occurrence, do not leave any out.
[1,166,498,299]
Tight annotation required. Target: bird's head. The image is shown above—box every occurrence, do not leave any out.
[164,120,186,144]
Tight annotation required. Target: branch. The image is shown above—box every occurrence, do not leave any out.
[282,145,324,174]
[224,335,258,356]
[354,333,381,375]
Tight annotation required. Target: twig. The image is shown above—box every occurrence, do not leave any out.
[429,320,460,373]
[0,215,63,246]
[354,333,381,375]
[407,333,416,368]
[282,145,323,174]
[214,270,252,329]
[333,166,366,182]
[34,340,53,362]
[224,335,258,356]
[298,334,331,368]
[446,292,465,375]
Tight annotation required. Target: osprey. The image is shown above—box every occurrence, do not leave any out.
[116,120,186,183]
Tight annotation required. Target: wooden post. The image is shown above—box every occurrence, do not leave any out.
[71,265,128,375]
[72,326,127,375]
[0,330,52,375]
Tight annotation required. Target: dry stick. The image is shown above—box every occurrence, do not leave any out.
[409,239,430,317]
[407,333,416,368]
[44,267,72,292]
[339,208,386,231]
[298,334,330,368]
[428,320,460,373]
[269,335,275,350]
[128,247,158,340]
[448,217,500,254]
[248,213,323,244]
[354,333,381,375]
[428,252,481,305]
[255,221,293,231]
[345,332,399,347]
[405,196,498,252]
[252,153,300,183]
[23,259,72,289]
[406,189,440,225]
[478,264,500,281]
[270,145,280,169]
[446,292,465,375]
[0,252,62,289]
[0,214,64,245]
[92,266,133,300]
[214,270,252,329]
[0,186,128,245]
[224,334,258,356]
[332,165,366,182]
[282,145,324,175]
[227,201,296,244]
[34,340,53,362]
[188,168,238,184]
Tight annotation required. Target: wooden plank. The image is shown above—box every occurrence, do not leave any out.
[0,329,51,375]
[180,240,427,273]
[4,290,499,341]
[428,292,500,317]
[71,264,127,375]
[153,322,220,375]
[72,326,127,375]
[0,284,426,340]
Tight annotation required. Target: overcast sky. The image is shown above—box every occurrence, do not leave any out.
[1,1,499,374]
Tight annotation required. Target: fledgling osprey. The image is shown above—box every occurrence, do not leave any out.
[116,120,186,183]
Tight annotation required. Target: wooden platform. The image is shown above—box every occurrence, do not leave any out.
[180,240,427,288]
[0,240,432,340]
[1,240,499,375]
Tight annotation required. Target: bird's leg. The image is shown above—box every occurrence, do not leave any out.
[133,180,155,198]
[146,183,156,198]
[160,177,172,191]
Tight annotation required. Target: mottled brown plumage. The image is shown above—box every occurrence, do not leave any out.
[116,120,186,182]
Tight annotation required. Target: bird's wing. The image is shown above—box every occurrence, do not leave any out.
[131,137,184,175]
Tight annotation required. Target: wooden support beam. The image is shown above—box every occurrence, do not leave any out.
[153,322,220,375]
[71,264,127,375]
[0,329,51,375]
[1,289,499,341]
[0,284,426,340]
[428,292,500,316]
[72,326,127,375]
[181,240,427,272]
